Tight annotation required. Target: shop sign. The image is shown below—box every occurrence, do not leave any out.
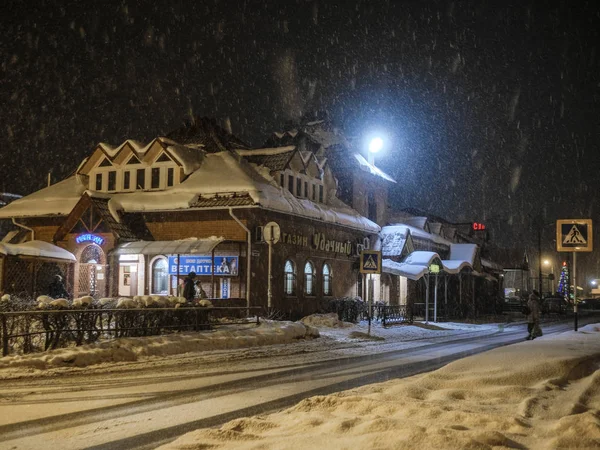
[281,231,353,256]
[221,278,230,299]
[168,256,239,276]
[75,233,105,245]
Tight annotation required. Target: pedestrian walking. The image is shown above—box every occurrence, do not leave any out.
[182,272,197,304]
[526,291,542,340]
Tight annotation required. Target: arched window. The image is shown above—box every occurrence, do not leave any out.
[323,263,332,296]
[284,260,296,295]
[151,257,168,295]
[304,261,315,295]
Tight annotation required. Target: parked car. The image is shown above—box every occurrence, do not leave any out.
[542,296,569,315]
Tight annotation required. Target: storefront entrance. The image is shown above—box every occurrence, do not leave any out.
[78,244,107,299]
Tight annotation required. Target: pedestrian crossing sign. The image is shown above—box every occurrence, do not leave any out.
[556,219,593,252]
[360,250,382,274]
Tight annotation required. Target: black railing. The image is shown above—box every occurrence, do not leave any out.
[378,305,412,327]
[1,306,262,357]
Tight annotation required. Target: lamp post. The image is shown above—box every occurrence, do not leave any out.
[543,259,554,294]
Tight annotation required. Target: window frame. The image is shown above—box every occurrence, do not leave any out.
[304,260,316,296]
[284,259,296,296]
[95,173,103,191]
[136,168,146,190]
[322,263,332,296]
[150,256,169,295]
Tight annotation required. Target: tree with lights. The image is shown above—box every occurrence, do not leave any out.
[557,262,570,301]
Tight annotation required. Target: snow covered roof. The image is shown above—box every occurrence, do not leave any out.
[403,251,441,267]
[0,240,76,261]
[441,260,472,274]
[353,154,396,183]
[382,224,452,247]
[379,226,408,257]
[450,244,478,265]
[111,237,224,256]
[0,152,380,234]
[0,177,85,219]
[383,259,429,280]
[399,216,428,230]
[481,258,503,271]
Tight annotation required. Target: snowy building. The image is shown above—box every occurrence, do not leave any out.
[0,119,380,318]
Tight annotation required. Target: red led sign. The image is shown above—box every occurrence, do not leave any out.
[472,222,486,231]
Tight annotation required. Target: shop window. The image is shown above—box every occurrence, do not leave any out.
[151,257,168,295]
[136,168,145,189]
[107,171,116,191]
[296,177,302,196]
[304,261,315,295]
[167,167,174,187]
[151,167,160,189]
[284,259,296,295]
[95,173,102,191]
[123,171,131,189]
[323,263,332,296]
[288,175,294,194]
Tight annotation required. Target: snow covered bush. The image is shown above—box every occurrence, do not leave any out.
[325,297,367,323]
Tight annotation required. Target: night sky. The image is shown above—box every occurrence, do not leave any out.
[3,0,600,257]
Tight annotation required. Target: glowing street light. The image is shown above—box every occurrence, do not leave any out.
[368,137,383,164]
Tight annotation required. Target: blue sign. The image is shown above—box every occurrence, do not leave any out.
[168,255,239,276]
[221,278,230,299]
[76,233,105,245]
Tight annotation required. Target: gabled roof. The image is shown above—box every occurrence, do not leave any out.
[236,147,296,171]
[166,117,251,153]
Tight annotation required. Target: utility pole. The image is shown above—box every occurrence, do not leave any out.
[538,226,542,296]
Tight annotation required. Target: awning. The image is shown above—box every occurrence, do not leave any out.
[383,259,429,281]
[111,237,224,256]
[441,260,472,274]
[0,240,76,262]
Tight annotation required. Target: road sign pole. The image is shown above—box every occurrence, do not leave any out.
[368,273,372,336]
[573,252,578,332]
[267,239,272,309]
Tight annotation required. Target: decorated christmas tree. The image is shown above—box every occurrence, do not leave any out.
[557,262,570,301]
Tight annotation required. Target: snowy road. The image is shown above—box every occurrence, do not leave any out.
[0,319,583,450]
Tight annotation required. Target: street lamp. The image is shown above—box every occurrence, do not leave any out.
[368,137,383,165]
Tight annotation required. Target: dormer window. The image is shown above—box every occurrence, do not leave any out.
[151,168,160,189]
[288,175,294,193]
[167,168,174,187]
[107,171,117,191]
[95,173,102,191]
[296,177,302,197]
[123,171,131,190]
[319,185,324,203]
[136,169,145,190]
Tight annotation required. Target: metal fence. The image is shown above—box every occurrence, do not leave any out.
[1,306,263,357]
[1,257,74,301]
[377,305,412,327]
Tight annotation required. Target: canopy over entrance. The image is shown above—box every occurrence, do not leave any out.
[111,237,224,255]
[0,240,76,262]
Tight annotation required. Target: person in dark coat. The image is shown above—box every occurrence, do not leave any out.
[526,291,542,340]
[49,274,69,299]
[182,272,197,303]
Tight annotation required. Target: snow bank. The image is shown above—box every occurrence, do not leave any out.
[160,324,600,450]
[300,313,353,328]
[0,320,318,371]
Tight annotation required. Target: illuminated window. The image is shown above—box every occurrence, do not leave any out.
[304,261,315,295]
[284,259,296,295]
[151,258,169,295]
[323,263,332,296]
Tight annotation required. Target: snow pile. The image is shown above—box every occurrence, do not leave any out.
[0,320,318,371]
[160,324,600,450]
[300,313,353,328]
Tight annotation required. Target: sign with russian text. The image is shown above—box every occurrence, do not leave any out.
[168,256,239,276]
[360,250,381,274]
[75,233,105,245]
[556,219,593,252]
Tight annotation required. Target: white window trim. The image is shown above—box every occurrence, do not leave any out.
[149,255,169,295]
